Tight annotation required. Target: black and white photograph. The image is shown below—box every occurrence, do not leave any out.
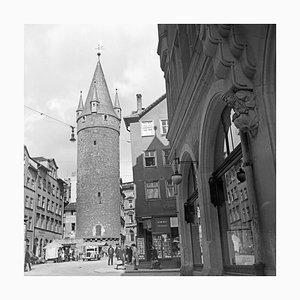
[3,0,299,299]
[23,22,276,277]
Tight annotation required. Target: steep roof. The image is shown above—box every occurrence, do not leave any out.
[114,89,121,108]
[82,56,117,117]
[76,91,84,112]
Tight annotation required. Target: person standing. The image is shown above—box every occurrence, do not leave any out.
[150,245,160,269]
[116,245,126,270]
[125,246,130,264]
[115,244,121,260]
[108,245,114,266]
[24,245,31,272]
[131,243,139,270]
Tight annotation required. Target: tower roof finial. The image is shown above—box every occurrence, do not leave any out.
[96,43,104,61]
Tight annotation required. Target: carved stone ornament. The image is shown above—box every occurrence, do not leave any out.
[221,89,258,137]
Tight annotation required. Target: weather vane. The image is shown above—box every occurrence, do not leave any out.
[96,43,104,57]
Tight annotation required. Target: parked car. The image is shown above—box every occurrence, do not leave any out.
[83,246,98,261]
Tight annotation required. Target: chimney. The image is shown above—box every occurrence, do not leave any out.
[136,94,142,113]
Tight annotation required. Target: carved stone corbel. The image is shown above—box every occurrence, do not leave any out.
[221,89,259,137]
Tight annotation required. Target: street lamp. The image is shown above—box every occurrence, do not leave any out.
[70,126,76,142]
[171,151,198,185]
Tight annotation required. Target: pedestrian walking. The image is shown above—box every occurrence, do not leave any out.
[125,245,130,264]
[131,243,139,270]
[61,248,65,262]
[24,246,31,272]
[115,244,121,260]
[128,245,133,264]
[108,245,114,265]
[116,245,126,270]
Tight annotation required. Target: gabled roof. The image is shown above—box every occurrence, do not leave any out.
[123,93,166,130]
[33,157,59,170]
[82,57,117,117]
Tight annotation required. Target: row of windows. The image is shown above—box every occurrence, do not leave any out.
[141,120,168,137]
[37,194,62,215]
[25,196,34,209]
[37,177,63,199]
[25,215,33,230]
[229,206,252,223]
[227,187,248,204]
[26,177,36,190]
[145,180,175,200]
[36,213,62,233]
[144,149,170,167]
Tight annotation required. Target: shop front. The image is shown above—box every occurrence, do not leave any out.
[152,217,180,259]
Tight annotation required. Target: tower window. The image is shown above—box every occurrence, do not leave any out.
[98,192,102,203]
[82,116,86,123]
[94,141,96,145]
[104,115,107,121]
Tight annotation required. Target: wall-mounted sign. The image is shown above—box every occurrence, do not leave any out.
[152,217,170,234]
[137,237,145,259]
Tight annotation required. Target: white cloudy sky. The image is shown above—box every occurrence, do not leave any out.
[24,24,166,181]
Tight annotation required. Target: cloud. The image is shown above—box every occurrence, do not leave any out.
[24,24,165,180]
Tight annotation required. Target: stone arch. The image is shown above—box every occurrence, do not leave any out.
[176,144,200,275]
[196,79,229,275]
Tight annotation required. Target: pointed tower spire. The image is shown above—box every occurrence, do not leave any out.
[82,51,117,117]
[76,91,84,118]
[114,89,121,119]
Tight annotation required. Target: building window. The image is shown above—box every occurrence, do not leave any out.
[25,195,29,207]
[71,223,76,231]
[130,229,134,242]
[94,140,96,145]
[37,176,41,188]
[52,185,55,196]
[28,217,32,230]
[145,181,160,199]
[82,116,86,123]
[162,149,170,165]
[36,213,40,227]
[160,119,168,135]
[141,120,154,136]
[43,179,46,191]
[95,225,101,236]
[30,197,34,209]
[166,179,175,198]
[42,197,45,209]
[47,199,50,211]
[144,150,156,167]
[244,187,248,199]
[227,192,231,204]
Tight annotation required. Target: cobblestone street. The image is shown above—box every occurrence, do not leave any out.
[24,259,180,276]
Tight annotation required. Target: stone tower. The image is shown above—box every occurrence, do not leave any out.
[76,51,121,244]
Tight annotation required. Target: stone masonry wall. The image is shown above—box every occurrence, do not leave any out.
[76,115,120,240]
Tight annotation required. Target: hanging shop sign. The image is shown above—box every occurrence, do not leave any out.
[152,217,171,234]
